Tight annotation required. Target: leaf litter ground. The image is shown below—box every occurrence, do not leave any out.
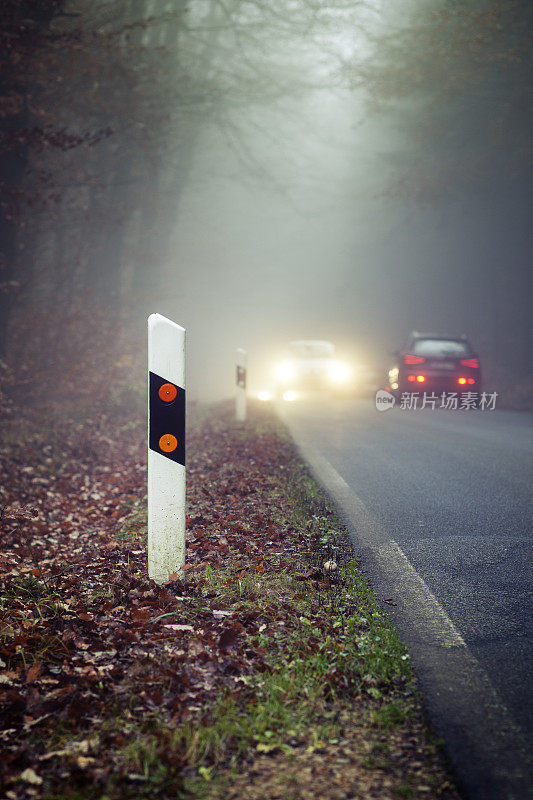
[1,400,461,799]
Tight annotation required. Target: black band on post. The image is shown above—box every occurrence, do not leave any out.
[149,371,186,466]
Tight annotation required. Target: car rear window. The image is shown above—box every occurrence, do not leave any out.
[411,339,470,357]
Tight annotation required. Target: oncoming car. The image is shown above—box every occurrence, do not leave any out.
[274,340,352,400]
[387,332,482,398]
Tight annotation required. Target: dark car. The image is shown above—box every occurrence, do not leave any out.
[387,332,482,397]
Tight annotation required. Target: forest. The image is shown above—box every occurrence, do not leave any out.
[1,0,532,408]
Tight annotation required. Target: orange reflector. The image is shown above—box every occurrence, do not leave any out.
[407,374,416,382]
[159,383,177,402]
[458,377,467,385]
[159,434,178,453]
[416,375,426,382]
[467,378,475,385]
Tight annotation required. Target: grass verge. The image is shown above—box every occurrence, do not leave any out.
[0,401,458,800]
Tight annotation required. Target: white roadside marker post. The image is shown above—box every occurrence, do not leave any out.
[236,348,247,422]
[148,313,186,584]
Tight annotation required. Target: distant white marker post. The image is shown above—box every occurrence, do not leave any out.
[148,313,186,584]
[236,348,247,422]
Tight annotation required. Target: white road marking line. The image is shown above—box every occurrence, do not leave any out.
[376,540,466,648]
[303,448,465,647]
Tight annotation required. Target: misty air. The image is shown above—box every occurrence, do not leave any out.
[1,2,531,799]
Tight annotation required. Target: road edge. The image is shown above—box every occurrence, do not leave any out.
[282,415,533,800]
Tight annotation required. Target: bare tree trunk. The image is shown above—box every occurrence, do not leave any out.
[0,1,64,356]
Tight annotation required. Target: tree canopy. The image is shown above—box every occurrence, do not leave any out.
[358,0,533,200]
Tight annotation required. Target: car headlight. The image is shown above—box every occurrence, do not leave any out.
[283,390,297,402]
[276,361,295,382]
[329,361,351,383]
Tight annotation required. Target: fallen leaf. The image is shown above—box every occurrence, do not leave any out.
[131,608,150,623]
[76,756,96,768]
[164,624,194,632]
[25,662,42,683]
[20,768,43,786]
[2,505,39,523]
[219,628,239,650]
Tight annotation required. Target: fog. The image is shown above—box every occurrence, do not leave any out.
[161,87,390,398]
[148,0,532,402]
[2,0,531,408]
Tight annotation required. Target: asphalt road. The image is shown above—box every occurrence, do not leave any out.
[278,396,533,800]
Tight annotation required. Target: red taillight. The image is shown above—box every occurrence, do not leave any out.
[458,377,467,385]
[416,375,426,383]
[461,358,479,368]
[467,378,475,385]
[404,354,425,365]
[407,374,416,382]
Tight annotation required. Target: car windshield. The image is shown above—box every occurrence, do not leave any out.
[289,341,335,359]
[411,339,470,357]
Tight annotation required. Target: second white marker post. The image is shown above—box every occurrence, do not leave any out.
[236,348,247,422]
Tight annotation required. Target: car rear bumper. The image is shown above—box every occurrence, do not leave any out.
[399,372,481,394]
